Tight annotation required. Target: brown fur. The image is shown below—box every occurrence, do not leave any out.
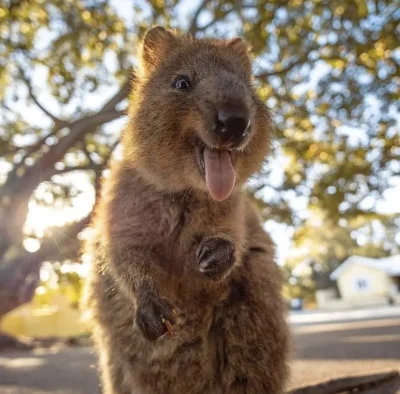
[84,27,289,394]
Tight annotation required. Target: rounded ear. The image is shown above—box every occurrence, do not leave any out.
[228,37,250,56]
[227,37,252,72]
[140,27,176,74]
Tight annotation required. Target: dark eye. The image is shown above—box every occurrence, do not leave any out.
[173,76,191,90]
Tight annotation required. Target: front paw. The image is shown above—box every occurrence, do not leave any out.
[135,295,176,341]
[196,237,235,281]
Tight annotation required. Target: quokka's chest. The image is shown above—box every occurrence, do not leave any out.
[133,197,212,241]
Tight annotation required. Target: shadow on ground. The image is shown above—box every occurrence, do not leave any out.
[0,347,100,394]
[293,318,400,361]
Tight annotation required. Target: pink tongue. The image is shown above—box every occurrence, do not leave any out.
[203,148,236,201]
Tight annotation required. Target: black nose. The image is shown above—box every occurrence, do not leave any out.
[214,110,251,146]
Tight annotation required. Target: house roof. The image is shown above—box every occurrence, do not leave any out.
[330,255,400,281]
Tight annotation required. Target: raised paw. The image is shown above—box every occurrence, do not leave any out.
[135,294,176,341]
[196,237,235,281]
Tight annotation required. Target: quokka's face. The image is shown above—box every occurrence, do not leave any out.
[124,27,272,201]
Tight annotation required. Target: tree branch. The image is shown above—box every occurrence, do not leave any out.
[0,212,92,318]
[81,139,94,165]
[190,2,258,34]
[194,17,222,33]
[53,140,119,176]
[100,74,133,113]
[21,109,125,187]
[36,215,92,261]
[189,0,210,35]
[0,79,128,250]
[18,126,62,161]
[255,58,304,79]
[18,66,67,127]
[255,49,320,80]
[52,164,103,176]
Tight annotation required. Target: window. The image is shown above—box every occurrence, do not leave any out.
[353,277,370,292]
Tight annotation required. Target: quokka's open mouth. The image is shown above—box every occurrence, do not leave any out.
[195,142,237,201]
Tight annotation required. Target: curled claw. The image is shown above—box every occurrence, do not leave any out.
[136,296,176,341]
[197,237,235,281]
[162,317,175,338]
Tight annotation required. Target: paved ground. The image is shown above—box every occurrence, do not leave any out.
[288,316,400,390]
[1,311,399,393]
[289,305,400,325]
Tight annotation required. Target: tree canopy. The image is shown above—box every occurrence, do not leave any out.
[0,0,399,315]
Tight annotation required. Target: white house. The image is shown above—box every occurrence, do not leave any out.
[329,255,400,306]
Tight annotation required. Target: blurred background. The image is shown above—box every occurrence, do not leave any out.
[0,0,399,392]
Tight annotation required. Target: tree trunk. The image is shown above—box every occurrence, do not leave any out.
[0,79,130,327]
[0,257,41,319]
